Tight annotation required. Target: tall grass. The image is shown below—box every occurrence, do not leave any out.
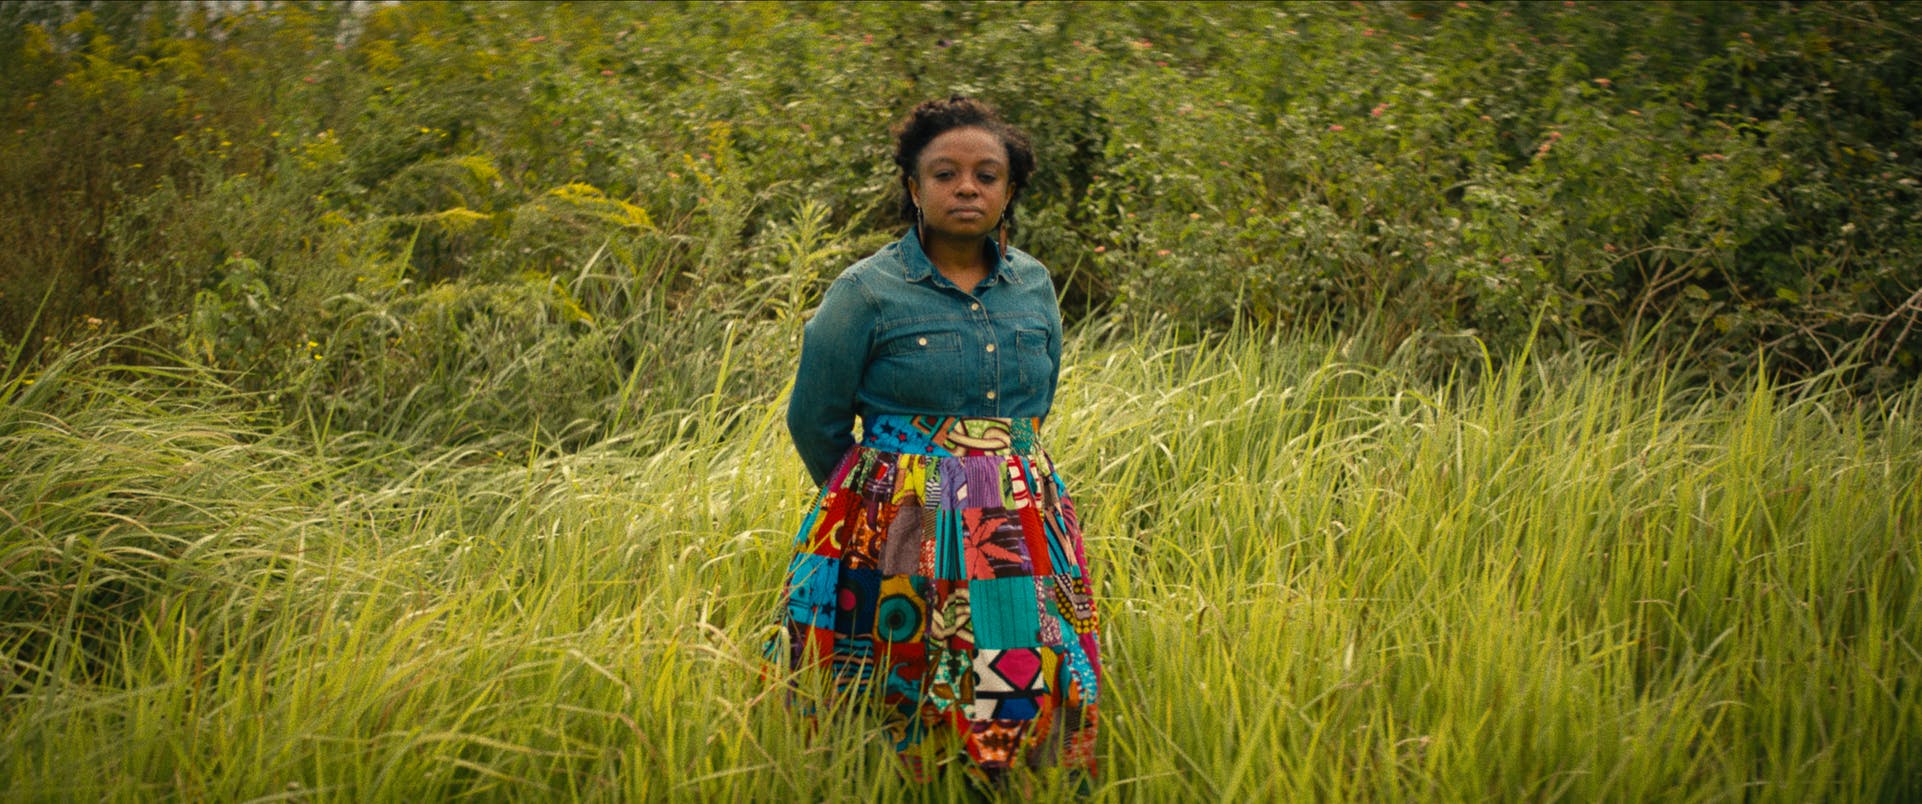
[2,326,1918,800]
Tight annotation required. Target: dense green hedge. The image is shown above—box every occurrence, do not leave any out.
[2,2,1918,443]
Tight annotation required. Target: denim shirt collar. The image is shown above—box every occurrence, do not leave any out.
[900,228,1020,288]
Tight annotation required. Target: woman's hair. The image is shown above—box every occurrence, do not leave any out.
[891,95,1036,228]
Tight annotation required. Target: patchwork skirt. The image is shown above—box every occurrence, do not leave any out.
[771,414,1100,780]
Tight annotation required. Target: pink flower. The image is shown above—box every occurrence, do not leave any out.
[1155,249,1171,257]
[1593,77,1612,87]
[1371,103,1389,118]
[1093,246,1107,254]
[1328,124,1345,132]
[601,69,614,76]
[1501,255,1515,264]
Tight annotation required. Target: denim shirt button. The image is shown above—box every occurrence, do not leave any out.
[986,391,997,400]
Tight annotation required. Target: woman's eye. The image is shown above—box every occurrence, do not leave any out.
[978,173,1000,183]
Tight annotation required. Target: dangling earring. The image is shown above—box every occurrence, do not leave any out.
[916,204,926,245]
[997,213,1009,262]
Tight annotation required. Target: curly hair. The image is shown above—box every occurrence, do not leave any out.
[891,95,1036,229]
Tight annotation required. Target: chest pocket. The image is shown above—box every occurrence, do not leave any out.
[871,328,964,412]
[1015,328,1052,396]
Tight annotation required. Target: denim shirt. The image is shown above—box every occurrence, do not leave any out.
[786,229,1064,486]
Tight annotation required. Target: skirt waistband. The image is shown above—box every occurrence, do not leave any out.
[859,415,1043,457]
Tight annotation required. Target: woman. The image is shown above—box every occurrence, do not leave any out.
[773,96,1100,785]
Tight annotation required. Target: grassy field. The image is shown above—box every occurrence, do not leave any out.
[3,327,1917,801]
[5,2,1921,799]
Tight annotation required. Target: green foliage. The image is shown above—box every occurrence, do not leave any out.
[6,4,1920,797]
[4,2,1921,410]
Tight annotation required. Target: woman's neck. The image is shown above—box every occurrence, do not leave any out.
[922,231,991,293]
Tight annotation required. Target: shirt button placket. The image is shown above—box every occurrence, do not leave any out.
[972,294,996,410]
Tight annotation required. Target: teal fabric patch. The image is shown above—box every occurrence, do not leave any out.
[935,509,965,580]
[970,576,1041,649]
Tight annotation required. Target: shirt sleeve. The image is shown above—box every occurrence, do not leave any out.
[787,272,876,487]
[1046,290,1064,414]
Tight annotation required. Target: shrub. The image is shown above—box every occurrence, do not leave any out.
[3,1,1917,399]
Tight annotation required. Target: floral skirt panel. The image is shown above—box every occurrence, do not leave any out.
[771,414,1100,781]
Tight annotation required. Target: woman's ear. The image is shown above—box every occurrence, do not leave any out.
[906,177,921,208]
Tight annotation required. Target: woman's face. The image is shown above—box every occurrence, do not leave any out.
[909,126,1011,242]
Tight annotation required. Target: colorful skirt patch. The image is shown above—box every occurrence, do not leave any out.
[771,414,1100,780]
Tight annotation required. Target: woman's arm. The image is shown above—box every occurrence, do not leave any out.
[786,272,876,486]
[1046,283,1064,414]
